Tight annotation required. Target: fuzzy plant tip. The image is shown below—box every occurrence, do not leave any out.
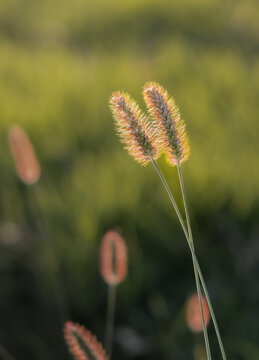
[186,294,210,333]
[8,124,41,185]
[109,91,161,165]
[100,230,127,285]
[64,322,108,360]
[143,82,190,166]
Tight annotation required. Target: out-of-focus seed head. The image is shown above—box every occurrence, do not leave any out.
[64,322,108,360]
[100,230,127,285]
[109,92,161,165]
[8,125,41,185]
[186,294,210,333]
[143,82,190,166]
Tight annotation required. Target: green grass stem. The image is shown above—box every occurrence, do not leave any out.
[151,157,227,360]
[177,161,211,360]
[105,284,117,358]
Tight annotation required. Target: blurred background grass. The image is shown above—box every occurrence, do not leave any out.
[0,0,259,359]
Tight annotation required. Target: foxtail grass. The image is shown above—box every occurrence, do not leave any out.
[143,82,211,358]
[64,322,108,360]
[109,83,227,360]
[109,92,161,165]
[143,82,190,166]
[8,124,68,324]
[8,124,41,185]
[100,230,127,357]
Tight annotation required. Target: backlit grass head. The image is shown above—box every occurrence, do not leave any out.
[64,322,108,360]
[143,82,190,166]
[109,91,161,165]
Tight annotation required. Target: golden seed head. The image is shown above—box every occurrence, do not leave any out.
[64,322,108,360]
[143,82,190,166]
[8,125,41,185]
[100,230,127,285]
[109,91,161,165]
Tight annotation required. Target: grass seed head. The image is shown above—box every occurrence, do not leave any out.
[8,125,41,185]
[109,91,161,165]
[100,230,127,285]
[143,82,190,166]
[64,322,108,360]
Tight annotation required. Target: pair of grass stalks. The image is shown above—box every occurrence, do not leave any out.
[65,82,227,360]
[109,82,227,360]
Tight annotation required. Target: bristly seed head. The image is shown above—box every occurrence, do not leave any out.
[64,322,108,360]
[143,82,190,166]
[100,230,127,285]
[109,91,161,165]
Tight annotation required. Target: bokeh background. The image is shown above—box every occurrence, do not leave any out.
[0,0,259,359]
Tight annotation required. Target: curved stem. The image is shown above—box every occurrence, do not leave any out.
[151,157,227,360]
[177,161,211,360]
[105,284,117,358]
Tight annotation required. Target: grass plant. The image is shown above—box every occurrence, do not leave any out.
[64,322,108,360]
[64,82,228,359]
[100,230,127,357]
[8,124,68,324]
[109,83,227,360]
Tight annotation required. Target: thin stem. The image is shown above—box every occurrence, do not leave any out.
[194,258,227,360]
[177,162,211,360]
[151,157,227,360]
[151,158,187,237]
[105,284,117,358]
